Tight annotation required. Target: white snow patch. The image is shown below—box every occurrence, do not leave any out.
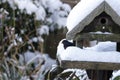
[90,31,112,34]
[57,39,66,56]
[15,0,37,14]
[37,25,49,35]
[84,41,116,52]
[112,70,120,79]
[35,6,46,20]
[14,0,46,20]
[62,3,71,12]
[58,41,120,63]
[38,54,56,80]
[42,0,62,13]
[106,0,120,16]
[19,51,44,67]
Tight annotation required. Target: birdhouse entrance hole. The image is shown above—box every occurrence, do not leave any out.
[100,17,107,25]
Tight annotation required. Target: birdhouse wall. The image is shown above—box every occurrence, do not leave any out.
[74,12,120,48]
[76,39,90,48]
[81,12,120,33]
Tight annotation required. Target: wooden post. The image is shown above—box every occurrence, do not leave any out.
[117,42,120,52]
[86,70,112,80]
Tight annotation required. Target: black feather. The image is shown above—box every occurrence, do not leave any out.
[62,40,75,49]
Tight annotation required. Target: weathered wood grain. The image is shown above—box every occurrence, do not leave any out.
[75,33,120,42]
[60,60,120,70]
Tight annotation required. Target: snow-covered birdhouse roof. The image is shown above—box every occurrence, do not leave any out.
[66,0,120,40]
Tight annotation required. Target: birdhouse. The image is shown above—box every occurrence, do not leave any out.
[75,12,120,48]
[66,0,120,48]
[58,0,120,71]
[57,0,120,79]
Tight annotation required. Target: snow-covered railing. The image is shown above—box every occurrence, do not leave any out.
[57,44,120,70]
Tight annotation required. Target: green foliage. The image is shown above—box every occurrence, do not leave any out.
[114,76,120,80]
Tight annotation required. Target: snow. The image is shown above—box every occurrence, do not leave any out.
[84,41,116,52]
[14,0,46,20]
[61,47,120,63]
[13,0,70,24]
[41,0,62,13]
[15,0,38,14]
[57,39,66,56]
[22,51,44,66]
[57,41,120,63]
[40,0,71,29]
[49,3,71,29]
[32,37,38,42]
[19,51,56,80]
[90,31,112,34]
[112,70,120,79]
[3,0,71,34]
[37,25,49,35]
[35,6,46,21]
[62,69,88,80]
[7,0,16,10]
[57,39,74,56]
[106,0,120,16]
[61,3,71,13]
[51,12,67,28]
[38,54,56,80]
[28,37,38,43]
[66,0,104,32]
